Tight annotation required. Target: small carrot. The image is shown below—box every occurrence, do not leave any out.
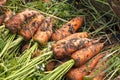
[71,43,104,67]
[5,9,39,33]
[53,38,98,59]
[33,17,53,45]
[53,32,89,48]
[0,0,6,6]
[19,14,44,40]
[66,53,105,80]
[52,16,84,41]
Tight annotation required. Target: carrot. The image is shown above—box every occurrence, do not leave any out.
[0,0,6,6]
[5,9,39,33]
[53,38,99,59]
[19,14,44,40]
[53,32,89,48]
[0,15,5,26]
[66,53,105,80]
[85,56,108,80]
[52,16,84,41]
[33,17,53,45]
[71,43,104,67]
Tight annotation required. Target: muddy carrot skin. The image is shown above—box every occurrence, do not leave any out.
[5,9,39,33]
[66,53,105,80]
[19,14,45,40]
[0,0,6,6]
[52,16,84,41]
[33,17,53,45]
[53,38,98,59]
[0,15,5,26]
[71,43,104,67]
[53,32,89,48]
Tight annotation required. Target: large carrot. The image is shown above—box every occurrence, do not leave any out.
[53,32,89,48]
[19,14,44,40]
[33,17,53,45]
[5,9,39,33]
[53,38,98,59]
[66,53,105,80]
[52,16,84,41]
[71,43,104,67]
[0,0,6,6]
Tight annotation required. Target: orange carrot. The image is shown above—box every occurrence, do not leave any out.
[33,17,53,45]
[52,16,84,41]
[66,53,105,80]
[0,0,6,6]
[71,43,104,67]
[53,38,98,59]
[85,56,108,80]
[5,9,39,33]
[53,32,89,48]
[19,14,44,40]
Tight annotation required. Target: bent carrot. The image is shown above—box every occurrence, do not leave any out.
[19,14,44,40]
[0,0,6,6]
[52,16,84,41]
[53,38,98,59]
[66,53,105,80]
[5,9,39,33]
[71,43,104,67]
[53,32,89,48]
[33,17,53,45]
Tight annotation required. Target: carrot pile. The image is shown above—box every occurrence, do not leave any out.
[0,8,109,80]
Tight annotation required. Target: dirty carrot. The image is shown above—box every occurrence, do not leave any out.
[52,16,84,41]
[66,53,105,80]
[5,9,39,33]
[19,14,44,40]
[53,38,98,59]
[33,17,53,45]
[71,43,104,67]
[53,32,89,48]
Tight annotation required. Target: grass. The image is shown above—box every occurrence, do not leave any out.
[0,0,120,80]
